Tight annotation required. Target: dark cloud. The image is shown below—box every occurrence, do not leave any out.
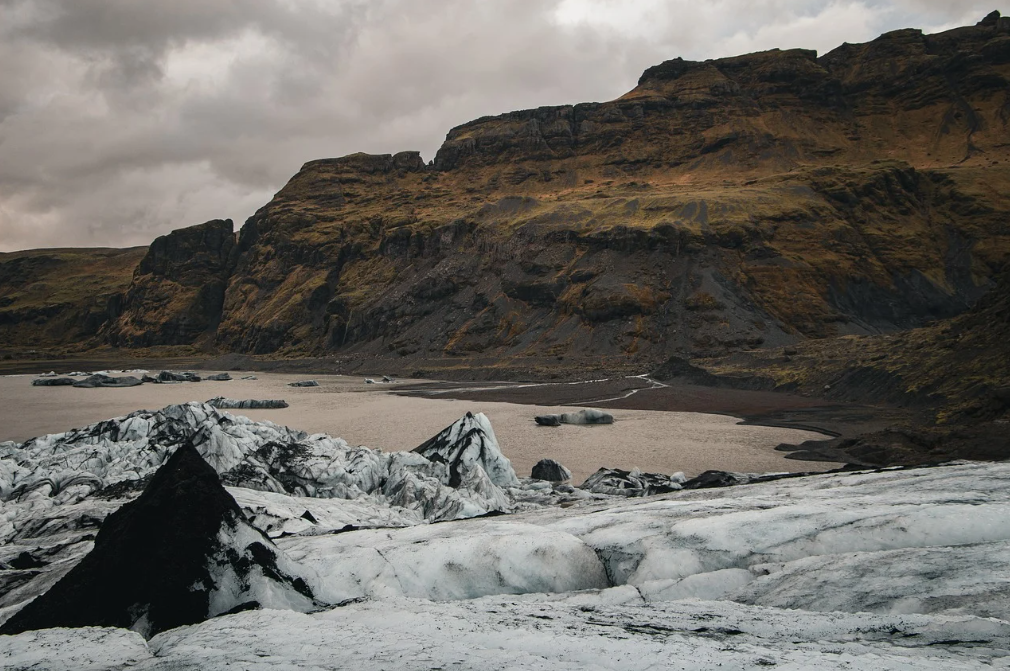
[1,0,1006,250]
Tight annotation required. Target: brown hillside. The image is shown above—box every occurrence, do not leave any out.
[106,219,236,348]
[207,13,1010,373]
[0,247,145,352]
[5,12,1010,384]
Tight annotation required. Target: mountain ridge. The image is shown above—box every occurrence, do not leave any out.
[1,13,1008,391]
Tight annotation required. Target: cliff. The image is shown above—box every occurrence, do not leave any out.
[208,13,1010,372]
[5,13,1010,380]
[107,219,236,348]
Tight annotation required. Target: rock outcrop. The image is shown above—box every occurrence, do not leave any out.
[105,219,236,347]
[0,443,317,637]
[205,13,1010,369]
[531,459,572,482]
[0,247,143,350]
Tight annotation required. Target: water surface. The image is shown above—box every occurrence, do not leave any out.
[0,372,837,483]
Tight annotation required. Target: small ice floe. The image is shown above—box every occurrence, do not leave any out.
[206,373,232,381]
[31,377,75,387]
[73,374,144,388]
[288,380,319,387]
[580,467,681,496]
[241,375,258,380]
[364,378,375,384]
[207,397,289,409]
[535,409,614,426]
[143,371,202,384]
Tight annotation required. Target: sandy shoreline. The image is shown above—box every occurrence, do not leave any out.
[0,371,838,484]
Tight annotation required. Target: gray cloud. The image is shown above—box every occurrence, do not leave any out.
[1,0,1007,251]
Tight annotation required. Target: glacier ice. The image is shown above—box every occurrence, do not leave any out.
[3,596,1006,670]
[4,404,1010,667]
[0,402,522,526]
[534,408,615,426]
[206,397,289,409]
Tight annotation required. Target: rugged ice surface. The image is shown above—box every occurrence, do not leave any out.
[206,397,289,409]
[281,521,609,603]
[3,596,1007,670]
[580,466,685,496]
[4,405,1010,667]
[0,403,537,531]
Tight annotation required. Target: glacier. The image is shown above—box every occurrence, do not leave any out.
[2,403,1010,668]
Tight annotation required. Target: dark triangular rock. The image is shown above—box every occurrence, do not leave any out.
[0,442,317,638]
[681,470,748,490]
[531,458,572,482]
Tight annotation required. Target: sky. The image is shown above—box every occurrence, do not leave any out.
[0,0,1006,251]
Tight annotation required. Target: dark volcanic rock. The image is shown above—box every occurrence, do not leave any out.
[207,397,289,409]
[206,373,232,381]
[534,414,562,426]
[580,468,681,496]
[6,552,46,570]
[288,380,319,387]
[681,470,749,489]
[531,458,572,482]
[31,377,75,387]
[106,219,237,347]
[72,374,144,388]
[0,443,317,638]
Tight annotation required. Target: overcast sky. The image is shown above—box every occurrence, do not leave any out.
[1,0,1006,252]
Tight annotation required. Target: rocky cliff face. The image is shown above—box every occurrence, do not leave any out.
[4,14,1010,374]
[437,14,1010,173]
[205,14,1010,372]
[106,219,236,348]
